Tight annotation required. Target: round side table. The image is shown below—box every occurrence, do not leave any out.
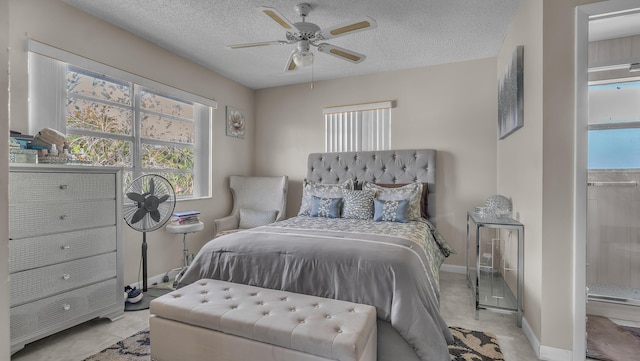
[166,221,204,278]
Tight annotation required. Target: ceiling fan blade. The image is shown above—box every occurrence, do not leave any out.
[258,6,297,31]
[317,43,367,64]
[316,17,377,40]
[283,51,297,72]
[226,40,288,49]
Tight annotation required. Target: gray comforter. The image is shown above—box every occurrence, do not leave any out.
[177,217,453,361]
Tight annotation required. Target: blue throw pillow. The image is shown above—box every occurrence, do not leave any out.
[311,196,343,218]
[373,198,409,222]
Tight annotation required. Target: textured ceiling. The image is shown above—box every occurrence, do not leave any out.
[63,0,525,89]
[62,1,640,90]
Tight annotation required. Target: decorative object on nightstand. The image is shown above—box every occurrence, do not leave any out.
[466,208,523,327]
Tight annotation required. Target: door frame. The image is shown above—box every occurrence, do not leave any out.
[574,1,640,360]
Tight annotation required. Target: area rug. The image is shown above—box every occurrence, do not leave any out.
[587,315,640,361]
[84,326,505,361]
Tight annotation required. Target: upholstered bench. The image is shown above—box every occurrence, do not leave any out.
[149,279,377,361]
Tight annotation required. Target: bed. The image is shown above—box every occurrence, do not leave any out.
[177,149,455,361]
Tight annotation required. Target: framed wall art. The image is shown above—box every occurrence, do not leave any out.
[226,106,245,139]
[498,45,524,140]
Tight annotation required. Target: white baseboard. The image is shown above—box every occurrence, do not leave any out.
[522,316,572,361]
[440,264,466,274]
[127,268,183,290]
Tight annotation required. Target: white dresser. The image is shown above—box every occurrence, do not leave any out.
[8,165,124,354]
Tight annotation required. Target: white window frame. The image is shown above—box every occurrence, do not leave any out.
[26,40,216,200]
[323,101,392,152]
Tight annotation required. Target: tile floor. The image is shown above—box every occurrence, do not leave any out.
[11,271,541,361]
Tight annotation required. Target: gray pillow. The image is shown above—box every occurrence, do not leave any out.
[342,189,375,220]
[310,196,343,218]
[298,179,354,216]
[373,198,409,222]
[363,182,422,221]
[239,208,278,229]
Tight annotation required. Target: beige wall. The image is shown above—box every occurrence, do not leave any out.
[8,0,256,286]
[1,0,11,358]
[497,0,601,355]
[255,58,499,268]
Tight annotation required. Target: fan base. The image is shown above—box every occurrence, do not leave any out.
[124,287,173,311]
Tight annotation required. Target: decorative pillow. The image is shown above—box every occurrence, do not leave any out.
[298,179,354,216]
[374,183,429,218]
[310,196,343,218]
[342,189,375,220]
[373,198,409,222]
[239,208,278,229]
[363,182,423,221]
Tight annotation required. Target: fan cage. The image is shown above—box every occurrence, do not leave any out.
[123,174,176,232]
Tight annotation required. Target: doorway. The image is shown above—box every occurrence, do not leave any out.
[575,2,640,360]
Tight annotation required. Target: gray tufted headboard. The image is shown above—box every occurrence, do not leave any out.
[306,149,436,221]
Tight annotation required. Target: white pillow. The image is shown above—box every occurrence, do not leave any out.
[239,208,278,229]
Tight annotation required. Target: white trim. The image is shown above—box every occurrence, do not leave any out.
[440,264,465,274]
[323,100,392,114]
[521,317,541,359]
[26,39,217,109]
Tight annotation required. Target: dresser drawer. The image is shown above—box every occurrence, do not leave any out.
[9,172,115,204]
[10,252,117,307]
[10,278,119,341]
[9,199,116,239]
[10,226,117,273]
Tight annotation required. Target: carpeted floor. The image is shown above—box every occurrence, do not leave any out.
[83,326,504,361]
[586,315,640,361]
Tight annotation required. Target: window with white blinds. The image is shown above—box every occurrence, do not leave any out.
[27,40,216,200]
[323,101,392,152]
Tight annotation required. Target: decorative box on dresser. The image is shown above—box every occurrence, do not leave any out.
[8,164,124,354]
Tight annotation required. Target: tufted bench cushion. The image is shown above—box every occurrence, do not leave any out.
[149,279,377,361]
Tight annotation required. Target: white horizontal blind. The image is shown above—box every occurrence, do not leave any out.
[323,101,392,152]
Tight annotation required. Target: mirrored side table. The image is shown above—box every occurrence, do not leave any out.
[466,211,524,327]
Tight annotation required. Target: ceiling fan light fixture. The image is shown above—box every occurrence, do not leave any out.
[293,50,314,67]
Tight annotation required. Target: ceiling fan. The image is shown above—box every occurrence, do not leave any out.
[226,3,377,72]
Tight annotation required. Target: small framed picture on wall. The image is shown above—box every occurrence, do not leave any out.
[226,106,245,139]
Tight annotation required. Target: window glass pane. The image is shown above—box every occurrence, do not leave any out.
[141,90,193,119]
[141,112,194,143]
[67,66,131,105]
[142,172,193,197]
[589,80,640,125]
[588,128,640,169]
[67,134,132,168]
[67,99,132,135]
[141,143,193,170]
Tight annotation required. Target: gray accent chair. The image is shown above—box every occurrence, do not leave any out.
[213,175,288,237]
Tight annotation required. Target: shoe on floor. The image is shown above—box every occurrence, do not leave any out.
[124,286,143,304]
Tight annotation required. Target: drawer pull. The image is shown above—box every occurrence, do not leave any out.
[61,245,70,250]
[63,304,71,311]
[60,215,68,220]
[63,273,71,280]
[59,185,68,190]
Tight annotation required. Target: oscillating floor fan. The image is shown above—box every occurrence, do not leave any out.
[123,174,176,310]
